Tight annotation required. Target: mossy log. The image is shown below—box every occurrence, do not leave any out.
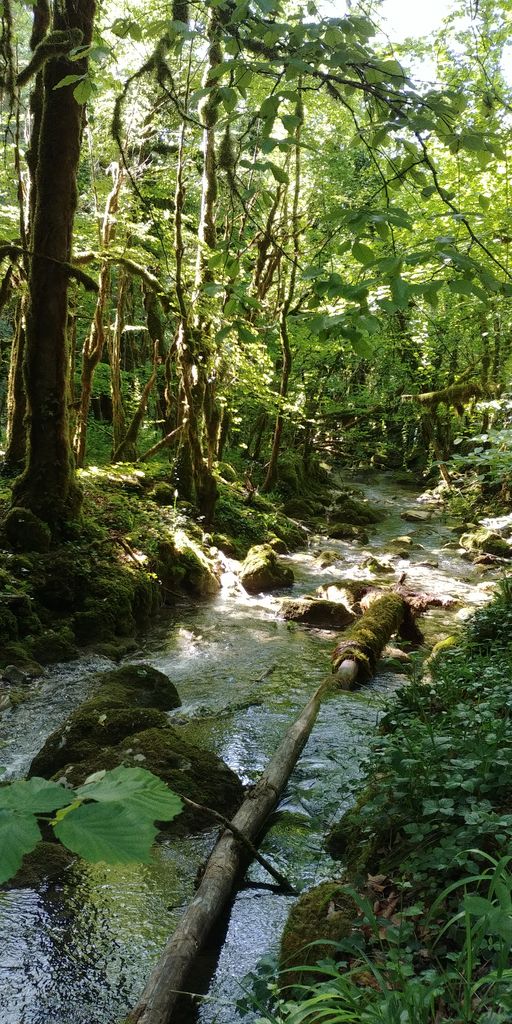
[405,379,485,412]
[128,676,332,1024]
[332,592,406,689]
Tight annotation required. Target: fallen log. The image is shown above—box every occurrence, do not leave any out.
[331,591,420,690]
[128,676,332,1024]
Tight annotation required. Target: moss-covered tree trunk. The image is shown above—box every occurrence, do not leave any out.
[2,1,48,477]
[11,0,96,528]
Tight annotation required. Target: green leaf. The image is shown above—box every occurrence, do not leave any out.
[75,766,183,823]
[352,241,375,265]
[267,162,289,185]
[219,86,237,113]
[73,77,94,105]
[54,74,84,91]
[54,802,158,864]
[0,809,41,884]
[0,777,75,813]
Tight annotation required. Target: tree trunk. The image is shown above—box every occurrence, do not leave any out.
[109,269,129,455]
[12,0,96,527]
[2,303,27,475]
[74,164,124,467]
[261,87,303,493]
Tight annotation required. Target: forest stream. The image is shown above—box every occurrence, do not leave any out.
[0,473,500,1024]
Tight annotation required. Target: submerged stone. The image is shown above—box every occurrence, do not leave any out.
[240,544,294,593]
[7,841,75,889]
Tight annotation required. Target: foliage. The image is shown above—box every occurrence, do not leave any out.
[0,766,183,883]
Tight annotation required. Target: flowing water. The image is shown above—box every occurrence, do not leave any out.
[0,474,498,1024]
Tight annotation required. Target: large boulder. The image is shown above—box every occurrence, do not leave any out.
[29,663,181,777]
[330,495,385,526]
[240,544,294,593]
[459,528,511,558]
[51,725,244,834]
[326,522,369,542]
[280,597,355,629]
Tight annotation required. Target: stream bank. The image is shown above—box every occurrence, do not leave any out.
[0,472,502,1024]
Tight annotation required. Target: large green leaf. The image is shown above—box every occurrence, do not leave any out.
[75,766,183,823]
[0,809,41,883]
[0,777,75,813]
[54,802,158,864]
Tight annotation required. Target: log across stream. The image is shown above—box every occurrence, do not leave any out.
[0,474,497,1024]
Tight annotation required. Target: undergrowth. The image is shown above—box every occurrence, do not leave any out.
[243,579,512,1024]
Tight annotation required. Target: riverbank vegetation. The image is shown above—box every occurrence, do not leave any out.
[1,0,512,1021]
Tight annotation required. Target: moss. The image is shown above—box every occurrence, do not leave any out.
[283,497,326,520]
[57,725,244,833]
[280,597,355,630]
[217,461,237,482]
[460,528,511,558]
[240,544,294,594]
[6,841,75,888]
[3,507,51,552]
[268,535,289,554]
[94,663,181,711]
[327,522,369,542]
[330,495,385,526]
[0,606,19,644]
[332,593,404,679]
[150,482,175,505]
[325,794,382,877]
[315,549,340,568]
[279,882,357,990]
[0,640,44,675]
[29,703,169,778]
[265,513,305,551]
[27,626,78,665]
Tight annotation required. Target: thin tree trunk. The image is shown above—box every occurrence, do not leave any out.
[113,343,160,462]
[2,302,27,475]
[12,0,96,527]
[262,87,303,493]
[109,268,129,454]
[74,164,124,467]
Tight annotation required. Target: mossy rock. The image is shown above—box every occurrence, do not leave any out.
[149,482,176,506]
[279,882,357,990]
[0,640,44,676]
[7,841,75,889]
[268,535,289,555]
[27,626,78,665]
[156,538,220,598]
[217,461,238,483]
[240,544,294,594]
[459,528,511,558]
[93,663,181,711]
[89,639,138,661]
[315,549,341,568]
[330,495,385,526]
[0,605,19,644]
[280,597,355,630]
[326,522,369,543]
[266,513,305,551]
[283,497,326,520]
[210,533,240,558]
[3,507,51,553]
[361,556,394,574]
[29,703,169,778]
[57,725,244,834]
